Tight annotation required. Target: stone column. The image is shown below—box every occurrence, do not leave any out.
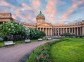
[58,28,60,36]
[46,28,48,36]
[54,28,55,36]
[60,28,62,35]
[55,28,57,36]
[69,28,70,33]
[45,28,46,36]
[51,28,53,36]
[39,28,40,31]
[77,27,78,36]
[79,27,80,35]
[82,26,84,35]
[41,28,43,31]
[44,28,45,34]
[47,28,49,36]
[48,28,50,36]
[71,28,73,33]
[80,27,82,36]
[63,28,64,33]
[41,28,42,31]
[73,28,74,34]
[66,28,67,33]
[64,28,66,33]
[74,27,76,35]
[62,28,63,34]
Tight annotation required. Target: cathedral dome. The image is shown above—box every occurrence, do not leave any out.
[36,11,45,20]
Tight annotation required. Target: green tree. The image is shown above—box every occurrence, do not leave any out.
[0,21,30,41]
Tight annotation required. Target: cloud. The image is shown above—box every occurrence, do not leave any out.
[0,0,84,25]
[57,0,66,6]
[61,0,84,24]
[44,0,57,24]
[0,0,10,6]
[21,3,32,10]
[32,0,41,10]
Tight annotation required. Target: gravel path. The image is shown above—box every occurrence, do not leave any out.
[0,41,48,62]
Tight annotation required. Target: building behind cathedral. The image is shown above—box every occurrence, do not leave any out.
[0,12,84,36]
[0,13,13,24]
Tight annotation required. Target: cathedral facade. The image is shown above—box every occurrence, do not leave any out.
[24,11,84,36]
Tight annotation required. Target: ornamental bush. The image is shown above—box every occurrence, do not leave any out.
[29,28,46,40]
[0,21,30,41]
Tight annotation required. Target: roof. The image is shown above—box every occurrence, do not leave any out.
[0,13,12,19]
[36,11,45,19]
[37,11,44,17]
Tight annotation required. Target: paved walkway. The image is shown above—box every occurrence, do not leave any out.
[0,41,48,62]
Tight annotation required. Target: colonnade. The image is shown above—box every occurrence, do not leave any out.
[37,27,52,36]
[37,26,84,36]
[53,27,82,36]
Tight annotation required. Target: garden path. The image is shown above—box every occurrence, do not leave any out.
[0,41,47,62]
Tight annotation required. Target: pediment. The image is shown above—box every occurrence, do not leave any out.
[37,23,52,27]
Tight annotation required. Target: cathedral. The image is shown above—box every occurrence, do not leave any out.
[24,11,84,36]
[0,12,84,36]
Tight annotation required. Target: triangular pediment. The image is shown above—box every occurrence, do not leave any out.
[37,22,52,27]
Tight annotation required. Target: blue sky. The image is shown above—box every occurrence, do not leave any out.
[0,0,84,24]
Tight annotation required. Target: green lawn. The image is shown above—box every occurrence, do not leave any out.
[50,38,84,62]
[0,41,4,47]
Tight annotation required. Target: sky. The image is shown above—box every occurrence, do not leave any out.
[0,0,84,25]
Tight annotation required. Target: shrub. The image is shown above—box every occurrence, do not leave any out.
[61,33,75,37]
[0,21,45,41]
[27,42,51,62]
[0,21,30,41]
[29,29,45,40]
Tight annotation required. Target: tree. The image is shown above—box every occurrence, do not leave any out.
[0,21,30,41]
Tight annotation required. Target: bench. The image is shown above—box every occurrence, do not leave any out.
[25,39,31,43]
[4,41,15,46]
[38,38,43,41]
[47,38,52,40]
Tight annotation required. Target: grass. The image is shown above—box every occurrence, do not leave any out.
[0,41,4,47]
[15,40,25,44]
[50,38,84,62]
